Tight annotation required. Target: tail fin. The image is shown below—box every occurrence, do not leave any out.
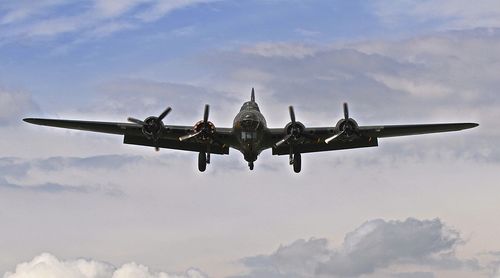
[251,88,255,102]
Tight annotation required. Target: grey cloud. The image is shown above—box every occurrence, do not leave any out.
[391,272,435,278]
[35,154,144,171]
[0,155,147,195]
[0,155,144,178]
[237,218,472,278]
[0,177,90,194]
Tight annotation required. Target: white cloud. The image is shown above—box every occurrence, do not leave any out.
[0,0,216,41]
[0,89,38,126]
[3,253,207,278]
[373,0,500,30]
[0,0,66,25]
[92,0,149,18]
[135,0,218,22]
[241,42,319,59]
[238,218,472,277]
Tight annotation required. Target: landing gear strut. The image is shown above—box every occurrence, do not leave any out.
[248,162,254,170]
[290,152,301,173]
[198,152,207,172]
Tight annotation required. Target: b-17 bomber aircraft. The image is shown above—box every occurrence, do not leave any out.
[24,89,478,173]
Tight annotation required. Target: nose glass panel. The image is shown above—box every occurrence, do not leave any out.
[241,131,257,141]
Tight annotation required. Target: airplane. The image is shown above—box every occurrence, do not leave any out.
[24,88,478,173]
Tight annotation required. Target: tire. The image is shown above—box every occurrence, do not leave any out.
[198,152,207,172]
[293,153,301,173]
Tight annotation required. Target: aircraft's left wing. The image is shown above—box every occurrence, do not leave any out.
[268,127,378,155]
[23,118,233,154]
[269,122,478,155]
[357,123,478,138]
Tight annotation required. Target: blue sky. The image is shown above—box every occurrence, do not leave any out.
[1,1,500,278]
[0,0,433,107]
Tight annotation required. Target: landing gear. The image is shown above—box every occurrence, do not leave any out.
[198,152,207,172]
[291,152,301,173]
[248,162,254,170]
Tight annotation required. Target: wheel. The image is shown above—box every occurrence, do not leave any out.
[249,162,254,170]
[293,153,301,173]
[198,152,207,172]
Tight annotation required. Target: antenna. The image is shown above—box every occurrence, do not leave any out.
[251,88,255,102]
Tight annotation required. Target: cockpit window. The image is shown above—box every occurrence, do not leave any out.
[241,119,260,130]
[241,131,257,141]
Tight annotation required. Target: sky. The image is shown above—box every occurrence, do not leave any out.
[0,0,499,277]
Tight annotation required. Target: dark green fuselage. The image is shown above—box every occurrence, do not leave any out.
[232,100,269,163]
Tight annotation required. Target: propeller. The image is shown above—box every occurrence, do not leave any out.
[179,104,213,142]
[325,102,355,144]
[127,107,172,151]
[179,104,214,163]
[275,106,303,147]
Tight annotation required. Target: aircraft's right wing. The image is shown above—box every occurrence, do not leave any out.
[23,118,233,154]
[23,118,144,136]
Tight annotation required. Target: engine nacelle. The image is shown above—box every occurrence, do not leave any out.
[142,116,164,140]
[335,118,358,137]
[193,120,216,140]
[284,121,306,137]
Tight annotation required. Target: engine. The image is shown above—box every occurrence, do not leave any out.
[141,116,164,140]
[193,120,216,140]
[335,118,358,137]
[284,121,305,138]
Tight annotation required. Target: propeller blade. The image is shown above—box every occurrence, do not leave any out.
[158,107,172,121]
[179,130,202,142]
[289,106,296,124]
[127,117,146,125]
[343,102,349,120]
[325,131,345,144]
[274,134,292,147]
[203,104,210,123]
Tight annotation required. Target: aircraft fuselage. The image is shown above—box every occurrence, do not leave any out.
[232,100,269,164]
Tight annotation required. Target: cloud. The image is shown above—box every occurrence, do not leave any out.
[237,218,474,278]
[0,155,146,194]
[95,78,240,124]
[373,0,500,30]
[241,43,319,59]
[135,0,219,22]
[3,253,207,278]
[0,89,38,126]
[0,177,92,194]
[0,0,217,41]
[391,272,435,278]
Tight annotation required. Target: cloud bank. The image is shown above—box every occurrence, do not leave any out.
[236,218,476,278]
[2,218,485,278]
[3,253,207,278]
